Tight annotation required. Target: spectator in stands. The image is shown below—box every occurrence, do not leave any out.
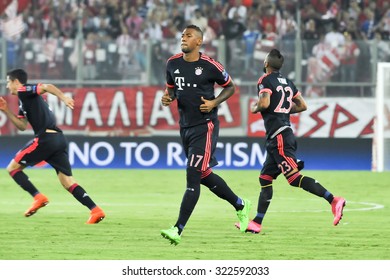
[300,1,322,24]
[190,8,208,32]
[126,6,144,39]
[222,10,246,74]
[378,7,390,40]
[324,21,345,48]
[276,0,296,16]
[184,0,199,23]
[256,22,279,61]
[116,24,134,79]
[2,0,389,87]
[83,32,98,80]
[118,0,131,20]
[367,0,382,24]
[24,9,44,39]
[206,0,228,38]
[276,10,297,38]
[92,6,111,35]
[227,0,247,24]
[372,31,390,62]
[242,20,261,77]
[303,18,321,57]
[322,1,340,21]
[136,0,149,19]
[58,10,75,39]
[305,33,339,97]
[344,15,364,40]
[311,0,330,15]
[171,5,185,33]
[279,13,297,78]
[258,3,277,34]
[347,0,361,21]
[83,8,97,37]
[151,42,169,85]
[107,11,122,40]
[161,17,180,39]
[340,32,360,82]
[146,9,163,41]
[360,8,378,40]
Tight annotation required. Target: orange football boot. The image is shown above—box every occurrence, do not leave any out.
[24,193,49,217]
[86,206,105,224]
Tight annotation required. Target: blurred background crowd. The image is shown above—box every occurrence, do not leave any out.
[1,0,390,97]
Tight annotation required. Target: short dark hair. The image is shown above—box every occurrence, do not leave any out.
[7,69,28,84]
[267,49,284,70]
[185,24,203,39]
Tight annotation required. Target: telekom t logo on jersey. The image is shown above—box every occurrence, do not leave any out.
[175,77,197,90]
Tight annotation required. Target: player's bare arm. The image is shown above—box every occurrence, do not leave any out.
[200,80,235,113]
[40,83,74,110]
[161,88,175,106]
[251,91,270,113]
[0,97,28,130]
[290,93,307,114]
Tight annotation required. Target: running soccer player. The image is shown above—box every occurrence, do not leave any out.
[235,49,346,234]
[0,68,105,224]
[160,25,251,245]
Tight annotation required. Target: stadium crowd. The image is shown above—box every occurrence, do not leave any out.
[1,0,389,43]
[1,0,390,95]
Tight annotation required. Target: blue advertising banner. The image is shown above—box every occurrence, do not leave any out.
[0,136,371,170]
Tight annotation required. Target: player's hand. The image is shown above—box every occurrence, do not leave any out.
[200,96,215,113]
[63,96,74,109]
[0,97,8,111]
[161,89,173,106]
[250,100,259,114]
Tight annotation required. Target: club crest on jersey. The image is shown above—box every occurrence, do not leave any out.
[195,67,203,75]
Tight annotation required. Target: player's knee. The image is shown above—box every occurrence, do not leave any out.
[286,172,303,188]
[6,166,14,174]
[6,160,22,174]
[185,167,201,197]
[186,166,201,184]
[297,159,305,171]
[187,165,201,175]
[259,176,273,187]
[260,186,273,201]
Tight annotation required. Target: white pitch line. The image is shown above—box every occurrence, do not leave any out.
[0,200,385,213]
[268,201,385,213]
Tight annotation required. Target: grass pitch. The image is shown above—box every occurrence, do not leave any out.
[0,169,389,260]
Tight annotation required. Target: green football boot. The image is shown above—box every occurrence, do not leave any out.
[236,199,251,232]
[161,226,181,245]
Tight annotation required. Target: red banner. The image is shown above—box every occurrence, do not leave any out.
[247,97,382,138]
[0,86,241,136]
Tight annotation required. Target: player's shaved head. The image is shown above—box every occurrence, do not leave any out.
[184,24,203,40]
[266,49,284,70]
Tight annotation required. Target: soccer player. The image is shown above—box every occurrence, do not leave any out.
[235,49,346,234]
[160,25,251,245]
[0,69,105,224]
